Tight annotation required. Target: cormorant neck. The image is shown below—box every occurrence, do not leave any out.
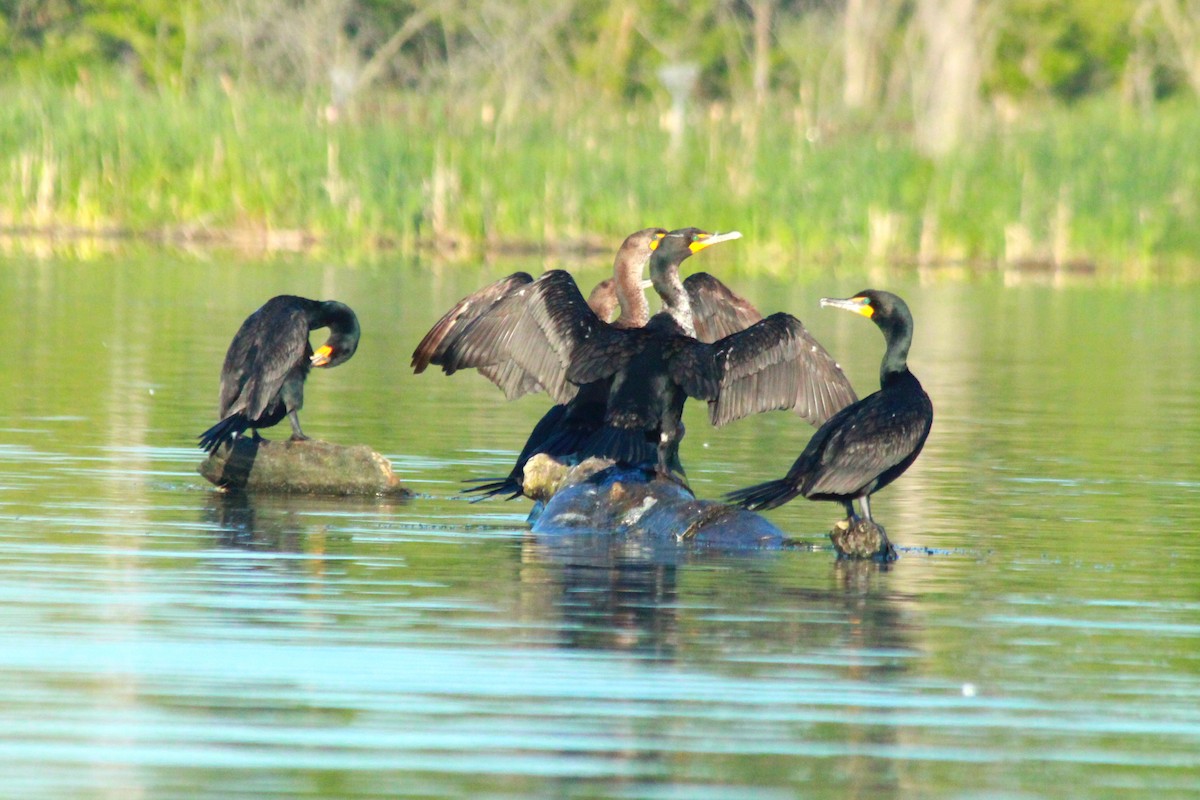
[650,254,695,337]
[613,255,650,328]
[313,301,361,365]
[878,314,912,385]
[315,301,357,332]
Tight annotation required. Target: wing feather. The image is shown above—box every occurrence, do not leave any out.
[697,312,858,428]
[219,299,310,419]
[410,272,533,373]
[803,395,932,496]
[441,270,612,404]
[684,273,764,343]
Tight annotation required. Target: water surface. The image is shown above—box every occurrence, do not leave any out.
[1,253,1198,798]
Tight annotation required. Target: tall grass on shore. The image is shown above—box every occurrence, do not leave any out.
[1,78,1198,273]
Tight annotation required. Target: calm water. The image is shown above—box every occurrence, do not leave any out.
[1,253,1199,799]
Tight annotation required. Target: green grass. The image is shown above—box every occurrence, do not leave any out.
[2,78,1199,274]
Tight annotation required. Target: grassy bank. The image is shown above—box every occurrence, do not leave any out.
[2,79,1198,274]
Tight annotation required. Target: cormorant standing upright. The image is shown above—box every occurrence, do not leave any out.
[726,289,933,537]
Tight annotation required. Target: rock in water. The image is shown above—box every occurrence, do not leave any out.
[829,517,897,562]
[530,462,785,550]
[198,438,409,497]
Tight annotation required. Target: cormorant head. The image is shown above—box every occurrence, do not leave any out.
[613,227,668,283]
[821,290,915,374]
[620,227,668,255]
[649,227,742,265]
[310,301,361,368]
[820,290,910,326]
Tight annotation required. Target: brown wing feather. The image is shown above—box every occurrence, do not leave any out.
[440,270,609,404]
[685,273,763,343]
[411,272,533,373]
[219,299,312,420]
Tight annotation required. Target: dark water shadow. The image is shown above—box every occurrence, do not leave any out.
[203,488,301,551]
[206,437,260,490]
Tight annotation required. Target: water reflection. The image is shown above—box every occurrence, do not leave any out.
[517,534,919,799]
[203,490,307,551]
[3,255,1200,798]
[529,537,683,658]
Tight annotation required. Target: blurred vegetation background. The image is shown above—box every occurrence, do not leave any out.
[2,0,1199,273]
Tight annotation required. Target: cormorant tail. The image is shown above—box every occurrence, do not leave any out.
[460,476,523,501]
[531,426,596,461]
[724,478,801,511]
[198,414,248,455]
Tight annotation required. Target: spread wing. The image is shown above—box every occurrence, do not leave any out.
[219,299,310,419]
[441,270,618,404]
[670,312,857,428]
[411,272,534,373]
[565,326,649,386]
[685,272,764,343]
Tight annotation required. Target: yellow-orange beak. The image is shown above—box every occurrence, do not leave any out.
[689,230,742,254]
[311,345,334,366]
[820,296,874,318]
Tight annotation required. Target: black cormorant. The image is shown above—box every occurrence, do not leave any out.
[457,229,770,499]
[198,295,360,454]
[725,289,933,532]
[412,228,664,498]
[439,228,856,483]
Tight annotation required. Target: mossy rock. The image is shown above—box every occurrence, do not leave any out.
[829,517,897,562]
[199,438,409,497]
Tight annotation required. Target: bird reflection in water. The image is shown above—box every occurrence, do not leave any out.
[203,489,307,552]
[520,534,919,800]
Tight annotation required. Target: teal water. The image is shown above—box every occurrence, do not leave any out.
[0,253,1198,798]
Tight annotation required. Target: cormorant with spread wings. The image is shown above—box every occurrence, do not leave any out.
[434,227,856,483]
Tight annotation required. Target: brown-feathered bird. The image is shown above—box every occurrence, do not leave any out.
[437,228,856,483]
[412,228,662,498]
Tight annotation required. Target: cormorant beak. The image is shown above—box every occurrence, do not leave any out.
[820,296,874,318]
[639,279,654,290]
[311,345,334,366]
[689,230,742,254]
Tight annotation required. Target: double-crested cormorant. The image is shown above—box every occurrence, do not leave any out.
[412,228,666,498]
[456,229,770,499]
[198,295,361,454]
[725,289,933,532]
[438,228,856,482]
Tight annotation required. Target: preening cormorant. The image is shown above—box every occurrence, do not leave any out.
[437,228,856,482]
[198,295,360,454]
[725,289,933,533]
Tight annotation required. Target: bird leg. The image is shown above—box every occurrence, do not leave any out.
[286,410,309,442]
[858,495,873,523]
[846,495,895,562]
[656,426,691,492]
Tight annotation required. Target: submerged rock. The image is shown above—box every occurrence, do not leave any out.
[198,437,409,497]
[529,460,784,550]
